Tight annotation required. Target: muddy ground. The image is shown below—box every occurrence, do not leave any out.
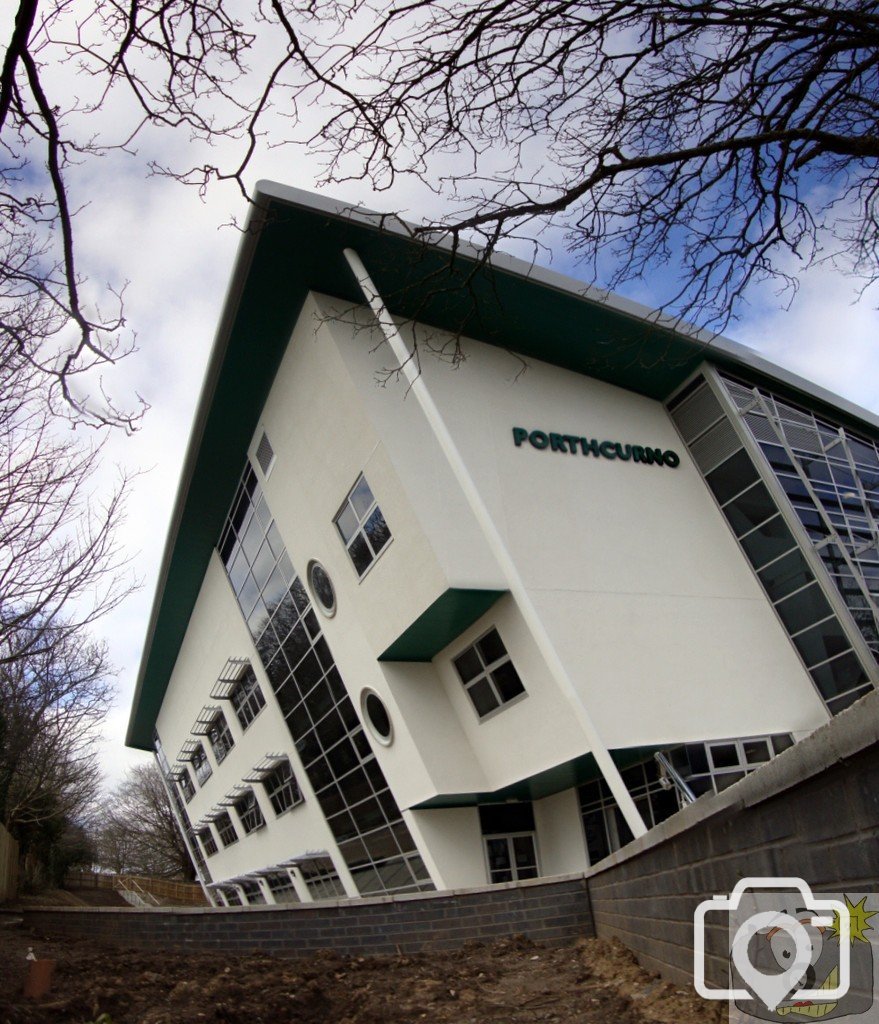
[0,914,722,1024]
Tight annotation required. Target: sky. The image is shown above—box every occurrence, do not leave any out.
[14,9,878,790]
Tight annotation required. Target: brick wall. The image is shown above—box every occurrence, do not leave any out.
[22,693,879,984]
[587,691,879,987]
[21,875,593,955]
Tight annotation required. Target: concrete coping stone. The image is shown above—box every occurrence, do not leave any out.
[584,689,879,878]
[16,872,588,916]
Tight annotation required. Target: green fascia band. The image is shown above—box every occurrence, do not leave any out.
[378,589,508,663]
[411,745,664,809]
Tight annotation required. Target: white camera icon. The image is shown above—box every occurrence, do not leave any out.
[693,877,850,1011]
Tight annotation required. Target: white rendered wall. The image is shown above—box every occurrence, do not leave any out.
[255,294,489,811]
[322,295,829,760]
[533,790,590,876]
[406,806,486,889]
[156,288,831,894]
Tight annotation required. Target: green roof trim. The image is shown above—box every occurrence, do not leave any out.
[378,588,507,662]
[126,182,879,751]
[410,745,663,809]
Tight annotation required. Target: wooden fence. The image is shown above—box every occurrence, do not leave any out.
[65,870,207,906]
[0,823,19,902]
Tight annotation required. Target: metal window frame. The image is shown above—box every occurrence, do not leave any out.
[668,365,879,712]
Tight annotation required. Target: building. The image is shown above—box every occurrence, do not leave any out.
[127,183,879,906]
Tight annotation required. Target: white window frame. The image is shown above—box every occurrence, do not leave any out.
[333,473,393,579]
[482,831,540,884]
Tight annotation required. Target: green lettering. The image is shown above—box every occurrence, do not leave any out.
[562,435,581,455]
[512,427,528,447]
[549,433,568,453]
[631,446,645,463]
[529,430,549,450]
[580,437,600,457]
[614,443,632,461]
[663,450,681,468]
[598,441,617,459]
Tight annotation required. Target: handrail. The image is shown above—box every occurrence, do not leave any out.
[114,874,161,906]
[654,751,697,805]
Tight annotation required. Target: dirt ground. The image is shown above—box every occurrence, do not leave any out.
[0,921,721,1024]
[0,912,723,1024]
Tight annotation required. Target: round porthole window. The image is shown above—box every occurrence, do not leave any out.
[307,560,336,616]
[362,689,393,746]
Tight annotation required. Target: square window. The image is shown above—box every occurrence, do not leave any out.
[334,474,393,577]
[452,628,526,719]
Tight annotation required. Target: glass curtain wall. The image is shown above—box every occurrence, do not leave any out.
[668,375,874,715]
[719,375,879,661]
[218,463,433,896]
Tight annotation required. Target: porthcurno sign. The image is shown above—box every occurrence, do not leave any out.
[512,427,680,468]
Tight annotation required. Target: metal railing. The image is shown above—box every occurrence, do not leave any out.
[113,875,162,907]
[654,751,697,806]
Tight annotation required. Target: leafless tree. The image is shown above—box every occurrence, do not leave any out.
[4,0,877,366]
[95,763,194,879]
[0,349,133,668]
[0,335,133,884]
[298,0,879,327]
[0,617,111,885]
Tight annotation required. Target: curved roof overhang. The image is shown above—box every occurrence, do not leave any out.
[126,181,879,750]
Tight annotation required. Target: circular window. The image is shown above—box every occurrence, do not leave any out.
[362,689,393,745]
[307,560,336,616]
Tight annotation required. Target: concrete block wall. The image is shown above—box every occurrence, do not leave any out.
[20,693,879,986]
[587,691,879,987]
[21,875,593,955]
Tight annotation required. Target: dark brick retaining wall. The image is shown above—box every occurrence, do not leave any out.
[21,875,593,956]
[588,692,879,987]
[20,694,879,987]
